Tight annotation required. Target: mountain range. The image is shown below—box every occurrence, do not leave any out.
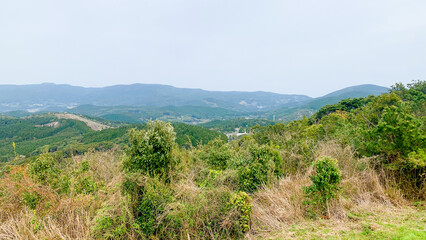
[0,83,309,112]
[0,83,389,122]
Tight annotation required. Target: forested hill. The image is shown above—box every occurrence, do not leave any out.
[0,83,388,115]
[0,83,310,112]
[0,114,226,162]
[266,84,389,121]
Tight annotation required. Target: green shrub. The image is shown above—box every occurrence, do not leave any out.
[123,120,176,178]
[250,144,283,176]
[376,103,424,160]
[79,160,90,173]
[56,175,71,195]
[229,191,252,233]
[158,187,245,239]
[237,161,268,193]
[22,191,41,210]
[123,175,173,237]
[198,169,222,188]
[199,138,233,170]
[303,157,342,217]
[28,153,58,183]
[74,176,98,194]
[235,143,283,193]
[92,198,140,240]
[408,149,426,168]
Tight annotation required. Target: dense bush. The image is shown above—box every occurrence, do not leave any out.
[28,153,58,183]
[123,120,176,178]
[198,138,233,170]
[229,191,252,233]
[303,157,342,218]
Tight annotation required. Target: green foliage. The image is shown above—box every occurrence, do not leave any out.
[0,114,225,162]
[121,121,177,237]
[28,153,58,183]
[74,176,98,194]
[303,157,342,217]
[408,149,426,168]
[237,161,268,193]
[251,119,324,173]
[235,142,283,193]
[123,121,176,177]
[200,118,275,133]
[172,122,227,147]
[199,138,233,170]
[391,80,425,115]
[376,103,425,159]
[122,174,174,238]
[93,210,137,240]
[135,180,173,236]
[250,143,283,176]
[311,97,373,123]
[229,191,252,233]
[22,191,41,210]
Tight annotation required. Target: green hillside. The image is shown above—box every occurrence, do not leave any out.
[69,105,245,124]
[0,81,424,239]
[0,83,310,112]
[0,114,226,162]
[199,118,275,133]
[269,84,389,121]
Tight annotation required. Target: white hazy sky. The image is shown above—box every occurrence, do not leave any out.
[0,0,425,97]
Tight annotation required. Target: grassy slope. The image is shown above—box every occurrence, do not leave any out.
[264,207,425,239]
[1,148,424,239]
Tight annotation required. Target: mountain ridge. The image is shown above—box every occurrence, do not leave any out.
[0,83,389,121]
[0,83,311,112]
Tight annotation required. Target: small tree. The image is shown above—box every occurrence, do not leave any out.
[123,120,176,177]
[303,157,341,218]
[122,121,177,237]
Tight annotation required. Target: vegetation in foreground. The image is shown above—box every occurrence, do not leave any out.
[0,81,424,239]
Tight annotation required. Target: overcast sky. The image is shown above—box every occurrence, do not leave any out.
[0,0,425,97]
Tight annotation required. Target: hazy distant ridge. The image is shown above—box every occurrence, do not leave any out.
[0,83,388,116]
[0,83,311,112]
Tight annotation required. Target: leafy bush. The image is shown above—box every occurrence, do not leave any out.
[229,191,252,233]
[22,191,41,210]
[376,103,424,159]
[122,175,174,237]
[237,161,268,193]
[28,153,58,183]
[303,157,342,217]
[235,143,283,193]
[199,138,233,170]
[75,175,98,194]
[250,144,283,176]
[123,120,176,178]
[122,121,177,237]
[92,197,141,240]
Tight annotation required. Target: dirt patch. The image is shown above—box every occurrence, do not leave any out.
[55,113,110,131]
[35,121,60,128]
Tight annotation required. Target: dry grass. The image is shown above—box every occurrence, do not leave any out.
[0,150,124,240]
[247,169,412,239]
[249,205,425,240]
[0,144,421,239]
[247,142,412,239]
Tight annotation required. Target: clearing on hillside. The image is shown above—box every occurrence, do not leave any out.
[55,113,110,131]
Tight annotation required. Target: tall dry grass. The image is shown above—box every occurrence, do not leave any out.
[0,142,414,239]
[0,150,127,240]
[248,141,407,238]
